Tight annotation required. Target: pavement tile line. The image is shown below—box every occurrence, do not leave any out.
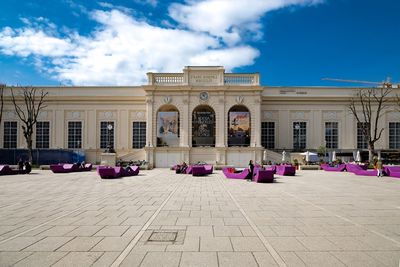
[0,169,166,247]
[281,190,400,247]
[110,176,186,267]
[216,174,288,267]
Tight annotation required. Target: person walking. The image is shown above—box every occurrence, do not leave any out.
[376,160,383,177]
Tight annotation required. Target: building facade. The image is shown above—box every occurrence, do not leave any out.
[1,66,400,167]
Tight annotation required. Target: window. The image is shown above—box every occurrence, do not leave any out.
[100,121,114,149]
[293,122,306,150]
[36,121,50,148]
[389,122,400,149]
[3,121,17,148]
[261,122,275,149]
[68,121,82,149]
[325,122,338,149]
[357,122,369,149]
[132,122,146,149]
[192,105,215,147]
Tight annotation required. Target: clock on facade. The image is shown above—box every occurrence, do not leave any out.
[200,91,209,101]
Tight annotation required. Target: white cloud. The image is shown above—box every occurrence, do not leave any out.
[0,0,323,85]
[169,0,323,45]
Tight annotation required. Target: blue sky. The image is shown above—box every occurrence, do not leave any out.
[0,0,399,86]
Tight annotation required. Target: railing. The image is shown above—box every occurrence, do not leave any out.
[149,73,184,85]
[224,74,259,85]
[148,73,259,86]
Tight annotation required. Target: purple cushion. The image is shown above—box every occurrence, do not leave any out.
[223,168,249,179]
[276,165,296,176]
[254,170,274,183]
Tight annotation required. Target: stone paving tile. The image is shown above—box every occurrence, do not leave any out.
[36,226,78,237]
[140,252,181,267]
[0,237,44,251]
[52,251,104,267]
[253,252,279,266]
[179,252,218,267]
[0,252,32,267]
[166,237,199,252]
[119,252,146,267]
[366,251,400,267]
[64,225,104,237]
[57,237,103,251]
[270,225,306,236]
[296,251,346,267]
[91,237,133,252]
[185,226,213,237]
[199,237,233,252]
[91,252,120,267]
[330,251,385,267]
[230,237,266,252]
[218,252,258,267]
[175,218,200,226]
[266,237,308,252]
[94,225,129,237]
[12,252,67,267]
[23,237,74,252]
[296,236,341,251]
[213,226,242,237]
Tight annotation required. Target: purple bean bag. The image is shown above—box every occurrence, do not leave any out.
[204,165,213,174]
[276,165,296,176]
[345,164,368,173]
[254,170,274,183]
[222,167,249,179]
[265,165,277,174]
[192,166,207,176]
[383,166,400,178]
[324,164,346,172]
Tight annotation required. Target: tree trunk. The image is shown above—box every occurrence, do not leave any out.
[27,135,33,164]
[368,142,374,163]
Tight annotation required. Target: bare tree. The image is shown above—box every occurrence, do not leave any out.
[11,86,48,163]
[0,84,4,127]
[349,87,392,162]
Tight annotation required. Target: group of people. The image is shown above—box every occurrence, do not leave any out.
[17,158,32,174]
[175,162,188,174]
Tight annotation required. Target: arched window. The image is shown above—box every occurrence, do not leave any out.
[157,105,180,147]
[228,105,251,147]
[192,105,215,147]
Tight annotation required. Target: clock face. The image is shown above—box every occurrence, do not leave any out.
[200,92,209,101]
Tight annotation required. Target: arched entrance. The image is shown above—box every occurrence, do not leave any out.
[227,105,251,147]
[156,105,180,147]
[192,105,216,147]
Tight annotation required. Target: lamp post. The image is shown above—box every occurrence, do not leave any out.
[294,123,300,151]
[106,124,115,153]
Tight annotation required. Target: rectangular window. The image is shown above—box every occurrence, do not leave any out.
[3,121,17,148]
[100,121,114,149]
[36,121,50,148]
[132,122,146,149]
[389,122,400,149]
[293,122,306,150]
[325,122,338,149]
[68,121,82,149]
[261,122,275,149]
[357,122,369,149]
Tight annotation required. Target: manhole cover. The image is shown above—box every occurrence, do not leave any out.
[148,231,178,242]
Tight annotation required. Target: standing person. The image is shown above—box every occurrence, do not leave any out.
[24,161,32,174]
[247,160,254,181]
[376,160,383,177]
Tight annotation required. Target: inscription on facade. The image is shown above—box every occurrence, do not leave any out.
[190,73,219,85]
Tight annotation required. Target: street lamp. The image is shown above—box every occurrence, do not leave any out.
[294,123,300,151]
[105,124,115,153]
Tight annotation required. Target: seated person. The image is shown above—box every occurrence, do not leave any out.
[24,161,32,174]
[180,162,188,173]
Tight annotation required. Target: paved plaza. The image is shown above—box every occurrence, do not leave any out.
[0,169,399,267]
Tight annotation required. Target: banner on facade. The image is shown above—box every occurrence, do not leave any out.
[193,111,214,137]
[228,112,250,145]
[157,112,179,137]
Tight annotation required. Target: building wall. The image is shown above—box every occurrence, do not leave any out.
[1,68,399,167]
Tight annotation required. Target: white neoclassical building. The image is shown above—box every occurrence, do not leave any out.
[1,66,400,167]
